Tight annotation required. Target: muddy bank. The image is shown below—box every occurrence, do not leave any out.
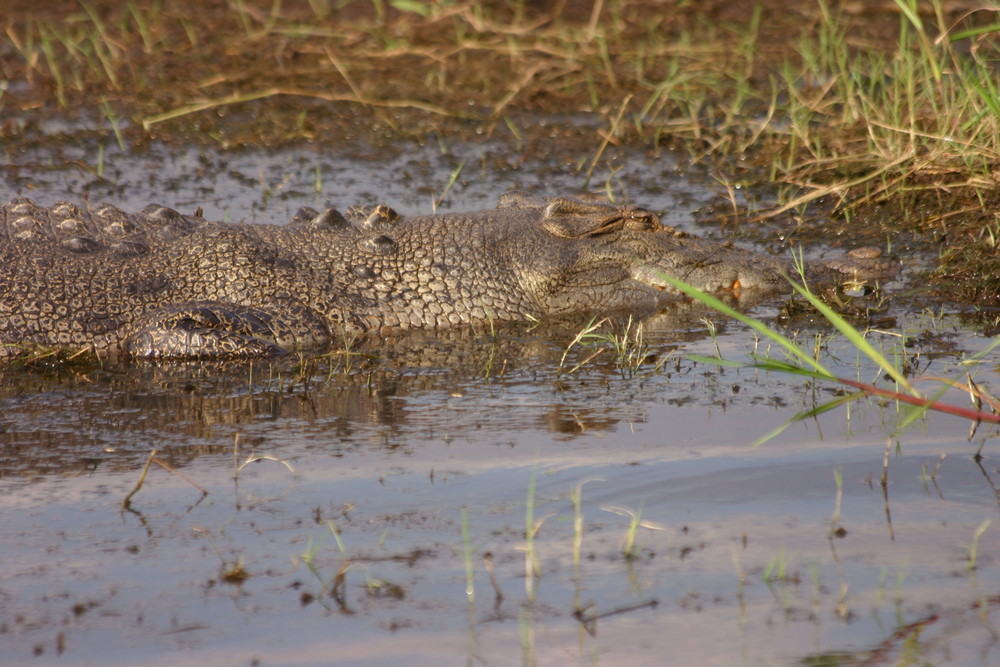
[0,1,972,144]
[3,1,999,305]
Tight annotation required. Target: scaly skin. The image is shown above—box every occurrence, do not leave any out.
[0,192,898,360]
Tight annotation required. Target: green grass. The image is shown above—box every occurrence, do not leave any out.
[762,548,796,583]
[654,266,1000,445]
[756,0,1000,222]
[963,519,992,572]
[460,506,475,602]
[601,503,664,560]
[558,315,664,377]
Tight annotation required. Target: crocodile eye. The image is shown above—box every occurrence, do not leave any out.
[624,212,660,231]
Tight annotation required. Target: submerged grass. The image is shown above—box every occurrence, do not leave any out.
[282,465,993,662]
[558,315,665,377]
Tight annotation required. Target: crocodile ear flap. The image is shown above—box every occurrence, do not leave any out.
[542,198,660,238]
[496,191,549,210]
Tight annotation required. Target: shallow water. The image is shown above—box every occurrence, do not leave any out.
[2,135,708,226]
[1,141,998,666]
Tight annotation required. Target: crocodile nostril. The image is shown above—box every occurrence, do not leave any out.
[848,246,883,259]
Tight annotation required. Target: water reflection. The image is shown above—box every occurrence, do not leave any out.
[0,310,728,480]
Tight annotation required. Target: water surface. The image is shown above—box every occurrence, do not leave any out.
[1,141,998,666]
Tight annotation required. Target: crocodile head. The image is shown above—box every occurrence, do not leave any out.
[491,192,897,320]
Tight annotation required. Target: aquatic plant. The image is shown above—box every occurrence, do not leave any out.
[655,264,1000,445]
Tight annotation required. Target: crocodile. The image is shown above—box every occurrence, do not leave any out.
[0,192,897,360]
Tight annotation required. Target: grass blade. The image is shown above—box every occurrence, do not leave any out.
[654,272,835,379]
[785,274,917,395]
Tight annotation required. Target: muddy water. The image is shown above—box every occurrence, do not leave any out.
[1,142,998,666]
